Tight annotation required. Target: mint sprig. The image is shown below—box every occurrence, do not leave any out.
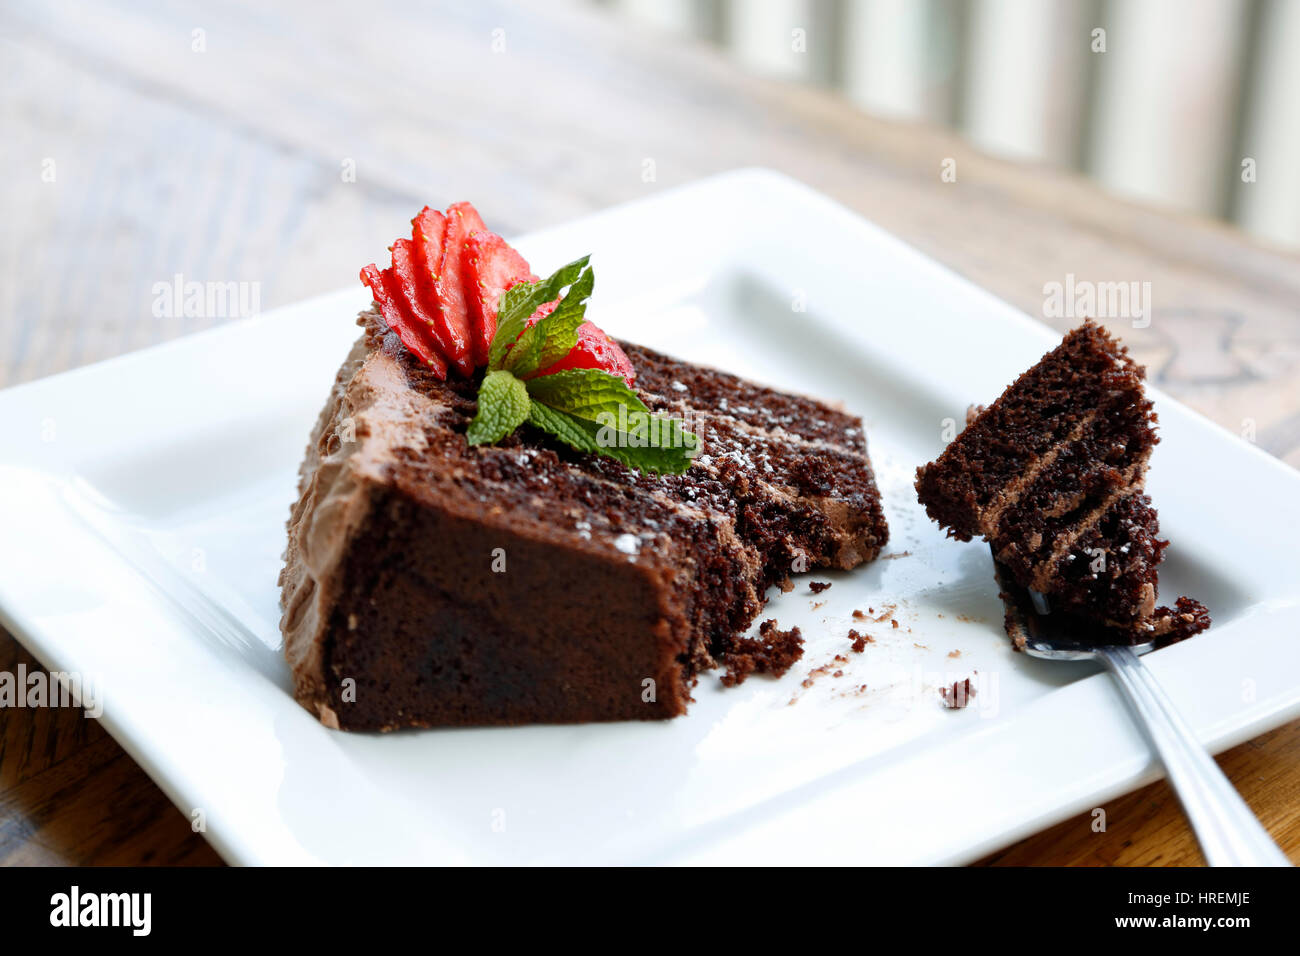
[526,369,700,473]
[502,265,593,378]
[465,369,531,446]
[465,258,700,475]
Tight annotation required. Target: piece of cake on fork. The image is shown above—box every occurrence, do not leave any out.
[915,320,1209,646]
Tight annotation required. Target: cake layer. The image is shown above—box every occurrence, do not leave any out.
[280,311,888,728]
[584,398,887,594]
[993,451,1149,611]
[995,558,1212,649]
[626,343,867,449]
[1050,491,1166,626]
[989,407,1151,542]
[916,322,1156,543]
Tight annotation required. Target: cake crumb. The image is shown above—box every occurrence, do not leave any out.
[801,663,834,688]
[947,649,962,658]
[721,620,804,687]
[808,581,832,593]
[891,619,899,629]
[800,654,852,689]
[940,677,977,710]
[852,604,895,623]
[847,628,873,653]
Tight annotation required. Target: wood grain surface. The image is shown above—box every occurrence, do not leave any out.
[1,0,1297,867]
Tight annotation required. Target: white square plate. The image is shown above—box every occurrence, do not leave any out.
[2,169,1298,865]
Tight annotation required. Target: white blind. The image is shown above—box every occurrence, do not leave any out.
[606,0,1300,248]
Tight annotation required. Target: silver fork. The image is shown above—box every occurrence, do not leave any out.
[1021,613,1290,866]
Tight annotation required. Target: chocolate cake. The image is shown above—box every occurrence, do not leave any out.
[280,311,889,730]
[914,321,1208,644]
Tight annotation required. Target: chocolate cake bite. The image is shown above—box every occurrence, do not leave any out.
[915,321,1208,645]
[280,312,889,730]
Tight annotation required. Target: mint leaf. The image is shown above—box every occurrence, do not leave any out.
[527,402,699,475]
[466,370,531,446]
[496,254,589,331]
[499,264,595,379]
[503,266,594,377]
[525,369,700,474]
[500,267,594,378]
[523,368,649,419]
[489,255,591,370]
[525,401,602,454]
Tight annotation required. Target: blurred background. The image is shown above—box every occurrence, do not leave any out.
[4,0,1299,405]
[600,0,1300,248]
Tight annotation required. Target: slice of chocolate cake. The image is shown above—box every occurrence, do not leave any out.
[280,312,889,730]
[915,321,1208,644]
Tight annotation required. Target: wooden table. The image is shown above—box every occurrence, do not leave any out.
[2,0,1297,867]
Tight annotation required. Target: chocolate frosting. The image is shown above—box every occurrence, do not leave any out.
[278,333,436,726]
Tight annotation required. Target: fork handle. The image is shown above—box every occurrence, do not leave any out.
[1096,645,1290,867]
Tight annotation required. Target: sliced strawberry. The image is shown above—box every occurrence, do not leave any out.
[360,263,447,378]
[525,320,635,385]
[389,238,452,369]
[387,235,465,377]
[434,202,488,373]
[410,207,472,374]
[464,231,534,368]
